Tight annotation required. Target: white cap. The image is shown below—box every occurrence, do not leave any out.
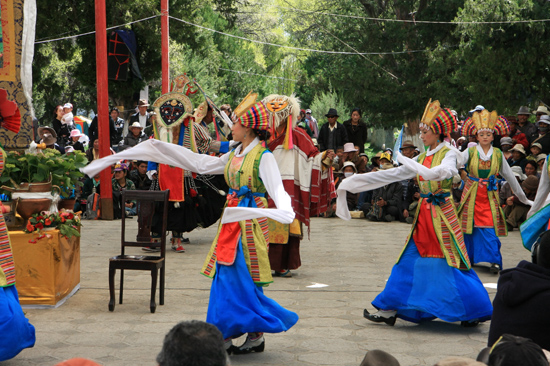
[469,105,485,113]
[305,109,312,114]
[63,103,73,109]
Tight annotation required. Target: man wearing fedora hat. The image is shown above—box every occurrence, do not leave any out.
[318,108,349,152]
[124,98,151,136]
[533,105,550,122]
[337,143,367,173]
[37,126,65,154]
[119,122,148,151]
[531,115,550,154]
[516,106,538,143]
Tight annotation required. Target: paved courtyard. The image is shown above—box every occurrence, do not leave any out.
[4,216,530,366]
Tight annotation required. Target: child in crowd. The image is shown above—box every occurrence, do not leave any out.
[528,142,542,161]
[62,103,74,127]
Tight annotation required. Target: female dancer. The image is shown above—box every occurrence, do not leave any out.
[336,100,493,326]
[83,98,298,354]
[0,148,35,361]
[459,111,531,273]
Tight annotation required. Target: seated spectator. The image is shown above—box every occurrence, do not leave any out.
[332,145,344,172]
[38,126,65,154]
[488,334,549,366]
[500,137,514,160]
[528,142,543,161]
[452,175,464,205]
[111,162,136,218]
[402,177,420,224]
[488,231,550,352]
[399,140,417,159]
[499,166,525,207]
[156,320,227,366]
[326,161,358,217]
[537,154,547,173]
[67,129,85,152]
[362,153,403,222]
[504,175,538,230]
[338,143,368,173]
[525,160,539,178]
[85,138,115,163]
[119,122,148,151]
[360,349,400,366]
[507,144,528,172]
[369,152,382,171]
[129,160,152,190]
[532,115,550,154]
[509,120,530,150]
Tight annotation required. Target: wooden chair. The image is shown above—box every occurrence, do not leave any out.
[108,190,169,313]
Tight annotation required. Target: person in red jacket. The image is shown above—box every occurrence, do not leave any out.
[508,120,530,150]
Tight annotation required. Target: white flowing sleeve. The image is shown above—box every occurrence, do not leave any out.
[499,151,532,206]
[336,161,417,220]
[81,139,229,177]
[528,158,550,218]
[396,150,458,182]
[221,152,295,225]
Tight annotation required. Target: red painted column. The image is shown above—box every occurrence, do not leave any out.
[161,0,169,93]
[94,0,113,219]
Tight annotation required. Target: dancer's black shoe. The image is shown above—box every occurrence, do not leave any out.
[363,309,396,326]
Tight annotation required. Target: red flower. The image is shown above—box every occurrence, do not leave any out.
[26,222,34,232]
[189,189,197,197]
[37,216,44,221]
[35,223,44,230]
[45,218,52,226]
[61,217,66,223]
[67,213,74,220]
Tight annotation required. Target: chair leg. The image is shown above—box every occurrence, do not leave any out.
[150,269,158,313]
[108,267,116,312]
[160,265,165,306]
[119,269,124,305]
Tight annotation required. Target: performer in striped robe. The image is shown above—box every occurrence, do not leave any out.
[336,100,493,326]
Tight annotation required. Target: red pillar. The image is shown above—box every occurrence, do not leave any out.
[161,0,169,93]
[95,0,113,219]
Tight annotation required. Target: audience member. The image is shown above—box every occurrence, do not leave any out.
[340,161,359,211]
[111,162,136,218]
[508,120,530,150]
[369,152,382,171]
[360,349,400,366]
[62,103,74,127]
[156,320,227,366]
[129,160,152,190]
[38,126,65,154]
[500,137,513,160]
[51,105,72,147]
[75,173,101,213]
[399,140,417,159]
[338,143,368,173]
[532,115,550,154]
[305,108,319,138]
[529,142,543,161]
[402,177,420,224]
[507,144,528,172]
[343,108,368,153]
[504,175,538,230]
[533,105,550,122]
[516,106,538,143]
[537,154,547,173]
[525,160,539,178]
[297,109,314,137]
[88,114,117,147]
[452,175,464,205]
[499,166,525,207]
[362,153,403,222]
[124,99,150,136]
[119,122,148,151]
[488,334,548,366]
[488,231,550,351]
[318,108,348,152]
[67,129,85,152]
[110,107,125,150]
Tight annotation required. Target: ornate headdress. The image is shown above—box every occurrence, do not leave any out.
[420,99,458,135]
[262,94,301,149]
[462,110,510,136]
[233,91,269,130]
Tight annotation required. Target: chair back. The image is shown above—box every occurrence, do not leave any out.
[121,190,169,258]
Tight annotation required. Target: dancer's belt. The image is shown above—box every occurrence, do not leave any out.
[420,192,450,206]
[468,174,498,191]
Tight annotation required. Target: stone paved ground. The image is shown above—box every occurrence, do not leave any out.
[3,217,530,366]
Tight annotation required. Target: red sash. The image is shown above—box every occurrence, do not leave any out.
[159,164,184,202]
[216,195,241,265]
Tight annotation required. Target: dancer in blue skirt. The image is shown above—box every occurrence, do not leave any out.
[336,100,493,326]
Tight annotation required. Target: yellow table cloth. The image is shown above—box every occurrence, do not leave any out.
[10,229,80,307]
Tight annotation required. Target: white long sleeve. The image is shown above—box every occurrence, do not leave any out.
[81,139,228,177]
[336,144,458,220]
[528,158,550,218]
[221,151,295,225]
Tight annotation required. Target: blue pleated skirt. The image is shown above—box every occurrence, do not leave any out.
[0,285,36,361]
[372,240,493,323]
[464,227,503,268]
[206,239,299,339]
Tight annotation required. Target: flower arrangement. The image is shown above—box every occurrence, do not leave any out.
[23,211,82,239]
[1,149,87,198]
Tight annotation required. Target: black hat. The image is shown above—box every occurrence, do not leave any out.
[325,108,339,117]
[489,334,548,366]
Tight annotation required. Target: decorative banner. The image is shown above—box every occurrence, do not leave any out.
[0,0,36,150]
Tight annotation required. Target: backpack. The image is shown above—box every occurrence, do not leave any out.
[84,188,100,220]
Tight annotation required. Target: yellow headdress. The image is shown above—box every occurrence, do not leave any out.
[419,99,457,135]
[462,110,510,136]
